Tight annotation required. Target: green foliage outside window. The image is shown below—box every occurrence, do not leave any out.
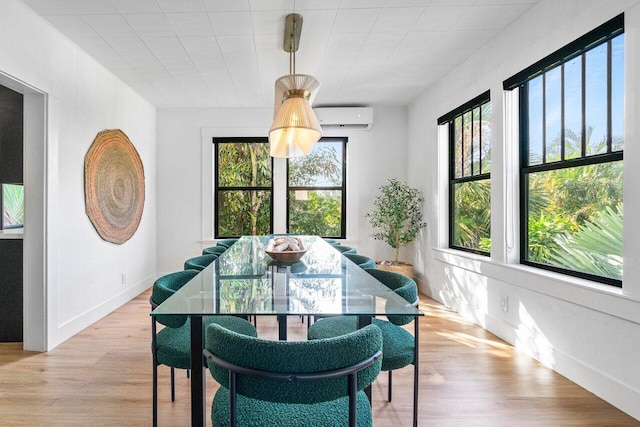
[216,141,272,236]
[526,153,623,280]
[288,141,345,237]
[2,184,24,229]
[450,100,491,253]
[215,138,346,238]
[520,29,624,284]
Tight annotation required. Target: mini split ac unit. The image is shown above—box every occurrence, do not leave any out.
[313,107,373,130]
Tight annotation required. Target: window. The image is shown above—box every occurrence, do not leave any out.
[1,183,24,230]
[439,92,492,255]
[213,138,273,237]
[505,15,624,286]
[287,137,347,238]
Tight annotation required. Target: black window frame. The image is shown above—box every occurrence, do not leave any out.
[213,137,274,238]
[439,91,492,256]
[504,14,624,287]
[286,137,348,239]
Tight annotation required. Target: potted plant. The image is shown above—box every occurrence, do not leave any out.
[367,179,426,277]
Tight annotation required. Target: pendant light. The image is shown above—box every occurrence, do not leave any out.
[269,13,322,158]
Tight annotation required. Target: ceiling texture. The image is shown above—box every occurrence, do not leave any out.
[19,0,539,109]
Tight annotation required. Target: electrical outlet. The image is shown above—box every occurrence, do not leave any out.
[121,272,126,285]
[500,294,509,313]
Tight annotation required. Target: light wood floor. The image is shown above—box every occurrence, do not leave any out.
[0,290,637,427]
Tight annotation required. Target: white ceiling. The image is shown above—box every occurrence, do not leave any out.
[18,0,540,109]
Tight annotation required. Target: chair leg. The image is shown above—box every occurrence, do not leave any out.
[413,315,419,427]
[170,367,175,402]
[388,370,393,401]
[187,368,190,379]
[413,363,418,427]
[152,362,158,427]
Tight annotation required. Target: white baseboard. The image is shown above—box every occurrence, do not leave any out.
[417,277,640,422]
[54,273,156,348]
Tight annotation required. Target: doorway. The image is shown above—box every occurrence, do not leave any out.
[0,71,47,351]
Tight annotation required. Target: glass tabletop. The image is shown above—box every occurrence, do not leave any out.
[151,235,422,318]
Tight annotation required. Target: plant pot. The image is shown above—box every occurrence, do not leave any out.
[375,261,414,278]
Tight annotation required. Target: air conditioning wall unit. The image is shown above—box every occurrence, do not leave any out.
[313,107,373,130]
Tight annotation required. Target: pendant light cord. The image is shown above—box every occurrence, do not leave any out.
[289,17,297,75]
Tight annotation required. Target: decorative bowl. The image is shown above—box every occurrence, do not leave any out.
[265,249,307,263]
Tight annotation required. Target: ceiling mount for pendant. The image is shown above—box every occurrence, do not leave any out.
[283,13,302,54]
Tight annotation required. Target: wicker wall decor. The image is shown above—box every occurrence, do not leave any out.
[84,129,145,244]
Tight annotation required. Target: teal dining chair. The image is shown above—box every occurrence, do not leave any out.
[202,245,227,256]
[333,245,357,255]
[204,323,383,427]
[344,253,376,269]
[307,268,420,427]
[216,238,238,249]
[184,253,218,271]
[150,270,258,427]
[323,238,341,245]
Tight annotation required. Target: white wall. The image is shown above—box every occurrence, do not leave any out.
[156,106,407,273]
[0,0,158,350]
[407,0,640,420]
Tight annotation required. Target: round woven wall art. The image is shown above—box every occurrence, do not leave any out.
[84,129,145,244]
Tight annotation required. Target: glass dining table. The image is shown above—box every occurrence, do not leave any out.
[151,235,423,427]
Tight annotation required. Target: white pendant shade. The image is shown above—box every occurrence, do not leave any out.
[269,74,322,158]
[269,96,322,158]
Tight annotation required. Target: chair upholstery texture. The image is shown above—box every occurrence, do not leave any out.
[184,254,218,271]
[323,238,340,245]
[152,270,199,327]
[306,268,420,425]
[156,316,258,370]
[333,245,357,255]
[206,323,383,427]
[365,268,417,325]
[307,317,414,371]
[216,238,238,249]
[203,246,227,256]
[344,253,376,270]
[211,388,373,427]
[151,269,258,427]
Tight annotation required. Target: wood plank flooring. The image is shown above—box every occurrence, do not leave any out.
[0,289,637,426]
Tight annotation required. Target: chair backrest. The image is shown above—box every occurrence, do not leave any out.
[202,245,227,256]
[323,238,340,245]
[364,268,418,325]
[344,253,376,270]
[184,254,218,271]
[205,323,382,404]
[216,238,238,249]
[151,269,199,328]
[333,245,357,255]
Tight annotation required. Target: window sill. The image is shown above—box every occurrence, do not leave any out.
[0,229,24,239]
[433,247,640,325]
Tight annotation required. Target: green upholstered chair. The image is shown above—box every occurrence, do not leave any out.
[216,238,238,249]
[204,323,383,427]
[202,245,227,256]
[150,270,258,427]
[323,238,341,245]
[307,268,420,427]
[333,245,357,255]
[344,253,376,270]
[184,253,217,271]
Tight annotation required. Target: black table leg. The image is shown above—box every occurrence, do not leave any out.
[278,314,288,341]
[190,315,205,427]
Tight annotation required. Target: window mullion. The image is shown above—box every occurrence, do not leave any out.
[581,52,587,157]
[542,72,547,164]
[607,39,613,153]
